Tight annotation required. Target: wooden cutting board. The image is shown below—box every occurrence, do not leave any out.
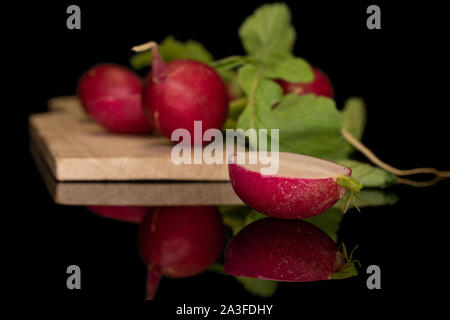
[31,143,242,206]
[30,96,230,181]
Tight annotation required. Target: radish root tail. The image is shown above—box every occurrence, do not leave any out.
[341,128,450,178]
[145,266,161,300]
[396,177,445,187]
[131,41,158,53]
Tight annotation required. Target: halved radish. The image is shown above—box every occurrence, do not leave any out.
[228,152,362,219]
[224,218,358,281]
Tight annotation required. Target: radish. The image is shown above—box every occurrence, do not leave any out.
[228,152,362,219]
[225,218,358,281]
[138,206,225,299]
[132,42,228,144]
[276,66,334,98]
[86,206,152,223]
[77,63,153,133]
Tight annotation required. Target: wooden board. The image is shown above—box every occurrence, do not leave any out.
[31,143,242,206]
[30,96,230,181]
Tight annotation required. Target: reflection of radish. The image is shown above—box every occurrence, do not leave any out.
[77,64,153,133]
[225,218,357,281]
[138,206,225,299]
[276,66,334,98]
[228,152,362,219]
[132,42,228,144]
[86,206,152,223]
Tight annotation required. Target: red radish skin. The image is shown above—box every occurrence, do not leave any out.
[228,152,353,219]
[225,218,344,281]
[77,63,153,133]
[138,206,225,299]
[78,64,142,112]
[87,206,152,223]
[276,66,334,98]
[139,43,228,143]
[88,95,153,134]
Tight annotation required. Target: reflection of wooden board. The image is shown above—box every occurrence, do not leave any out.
[30,96,229,181]
[31,143,242,206]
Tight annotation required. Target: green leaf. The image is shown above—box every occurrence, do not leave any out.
[239,3,296,60]
[130,35,213,69]
[338,159,398,187]
[235,277,278,298]
[238,91,349,159]
[208,262,227,275]
[222,118,237,130]
[267,94,346,159]
[237,64,259,96]
[262,55,314,83]
[303,207,343,242]
[334,189,398,211]
[341,97,367,153]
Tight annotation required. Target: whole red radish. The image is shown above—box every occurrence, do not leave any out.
[228,152,362,219]
[87,206,153,223]
[77,63,153,133]
[225,218,357,281]
[133,42,228,144]
[276,66,334,98]
[138,206,225,299]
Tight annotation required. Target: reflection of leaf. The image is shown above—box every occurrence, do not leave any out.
[303,207,343,242]
[245,211,266,225]
[218,206,252,234]
[209,262,227,275]
[208,262,278,297]
[338,159,398,187]
[235,277,278,298]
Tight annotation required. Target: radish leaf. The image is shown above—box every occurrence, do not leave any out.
[238,92,348,159]
[338,159,398,187]
[239,3,296,60]
[341,97,367,153]
[262,55,314,83]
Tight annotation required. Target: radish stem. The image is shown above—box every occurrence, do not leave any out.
[331,243,360,280]
[336,175,363,193]
[132,41,167,82]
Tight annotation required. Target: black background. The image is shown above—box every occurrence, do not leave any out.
[7,0,449,309]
